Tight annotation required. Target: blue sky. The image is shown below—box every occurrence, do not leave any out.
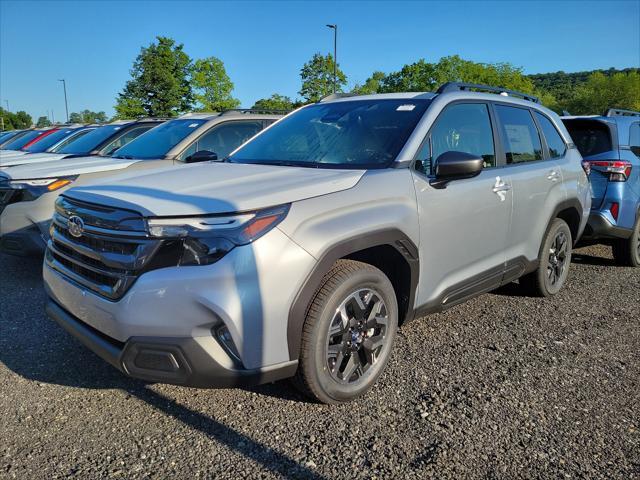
[1,0,639,121]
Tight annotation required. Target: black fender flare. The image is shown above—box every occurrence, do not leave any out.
[286,228,419,361]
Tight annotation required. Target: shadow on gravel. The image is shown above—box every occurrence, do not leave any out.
[0,253,326,480]
[571,252,617,266]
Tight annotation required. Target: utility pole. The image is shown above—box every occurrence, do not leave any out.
[326,24,338,93]
[58,79,69,122]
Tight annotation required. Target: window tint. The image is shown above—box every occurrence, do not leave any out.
[99,125,154,156]
[113,119,207,160]
[495,105,543,164]
[57,124,128,155]
[561,119,613,158]
[535,112,566,159]
[2,130,43,150]
[229,99,431,169]
[196,121,263,159]
[630,123,640,157]
[416,103,495,174]
[23,128,78,152]
[49,128,94,152]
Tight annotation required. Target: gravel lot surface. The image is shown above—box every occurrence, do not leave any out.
[1,244,638,479]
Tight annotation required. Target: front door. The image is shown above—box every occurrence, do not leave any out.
[411,102,512,310]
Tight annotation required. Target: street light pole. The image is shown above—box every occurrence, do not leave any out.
[58,79,69,123]
[326,24,337,93]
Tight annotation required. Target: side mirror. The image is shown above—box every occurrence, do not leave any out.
[430,151,484,189]
[186,150,218,163]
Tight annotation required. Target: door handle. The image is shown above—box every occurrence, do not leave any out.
[492,176,511,201]
[547,170,560,181]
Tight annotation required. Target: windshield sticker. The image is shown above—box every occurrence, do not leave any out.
[396,104,416,111]
[188,123,200,128]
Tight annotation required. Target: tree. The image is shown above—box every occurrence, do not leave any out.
[114,36,193,118]
[377,55,536,94]
[561,71,640,115]
[36,116,52,128]
[69,110,108,123]
[1,109,32,130]
[299,53,347,103]
[251,94,299,111]
[351,71,386,95]
[191,57,240,112]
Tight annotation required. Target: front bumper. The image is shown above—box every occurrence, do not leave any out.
[0,191,58,256]
[583,211,633,240]
[46,300,298,387]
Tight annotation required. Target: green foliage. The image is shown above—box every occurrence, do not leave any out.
[0,109,32,130]
[299,53,347,103]
[69,110,108,124]
[376,55,536,94]
[191,57,240,112]
[114,36,193,118]
[351,71,386,95]
[36,116,52,128]
[251,94,300,111]
[561,71,640,115]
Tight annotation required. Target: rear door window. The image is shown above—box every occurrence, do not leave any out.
[534,112,567,159]
[495,105,543,164]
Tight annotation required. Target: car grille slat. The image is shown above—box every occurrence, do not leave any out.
[45,197,164,301]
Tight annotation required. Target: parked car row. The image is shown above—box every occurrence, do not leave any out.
[1,84,638,404]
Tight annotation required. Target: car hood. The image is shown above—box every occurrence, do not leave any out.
[0,156,142,181]
[0,150,28,159]
[0,152,69,168]
[64,162,366,216]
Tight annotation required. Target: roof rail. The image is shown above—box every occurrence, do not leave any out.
[436,82,540,104]
[319,92,361,102]
[219,108,291,116]
[605,108,640,117]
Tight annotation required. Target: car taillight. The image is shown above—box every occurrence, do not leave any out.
[610,202,619,221]
[585,160,632,182]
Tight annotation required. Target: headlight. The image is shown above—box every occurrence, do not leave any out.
[146,204,290,266]
[8,177,77,200]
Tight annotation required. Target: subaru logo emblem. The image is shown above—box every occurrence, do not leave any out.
[67,215,85,238]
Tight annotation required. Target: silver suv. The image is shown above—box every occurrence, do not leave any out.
[43,83,591,403]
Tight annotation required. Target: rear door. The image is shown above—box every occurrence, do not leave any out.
[493,104,567,264]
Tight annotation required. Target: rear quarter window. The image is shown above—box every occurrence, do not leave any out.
[562,119,613,158]
[629,123,640,157]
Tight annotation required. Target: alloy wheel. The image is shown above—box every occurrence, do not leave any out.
[547,231,568,286]
[325,288,389,384]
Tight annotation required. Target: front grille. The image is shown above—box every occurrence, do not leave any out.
[45,196,165,300]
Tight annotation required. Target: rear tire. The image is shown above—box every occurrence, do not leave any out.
[520,218,573,297]
[293,260,398,404]
[612,217,640,267]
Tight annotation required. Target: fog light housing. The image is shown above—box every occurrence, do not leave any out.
[216,325,241,364]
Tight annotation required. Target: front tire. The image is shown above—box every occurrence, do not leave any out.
[612,216,640,267]
[294,260,398,404]
[520,218,573,297]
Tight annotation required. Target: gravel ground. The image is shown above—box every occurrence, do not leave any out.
[1,244,638,479]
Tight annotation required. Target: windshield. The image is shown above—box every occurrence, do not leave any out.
[112,119,207,159]
[229,99,430,168]
[48,128,94,152]
[1,130,43,150]
[56,124,128,155]
[23,128,78,152]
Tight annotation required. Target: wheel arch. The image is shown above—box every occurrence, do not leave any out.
[553,199,583,246]
[286,229,419,361]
